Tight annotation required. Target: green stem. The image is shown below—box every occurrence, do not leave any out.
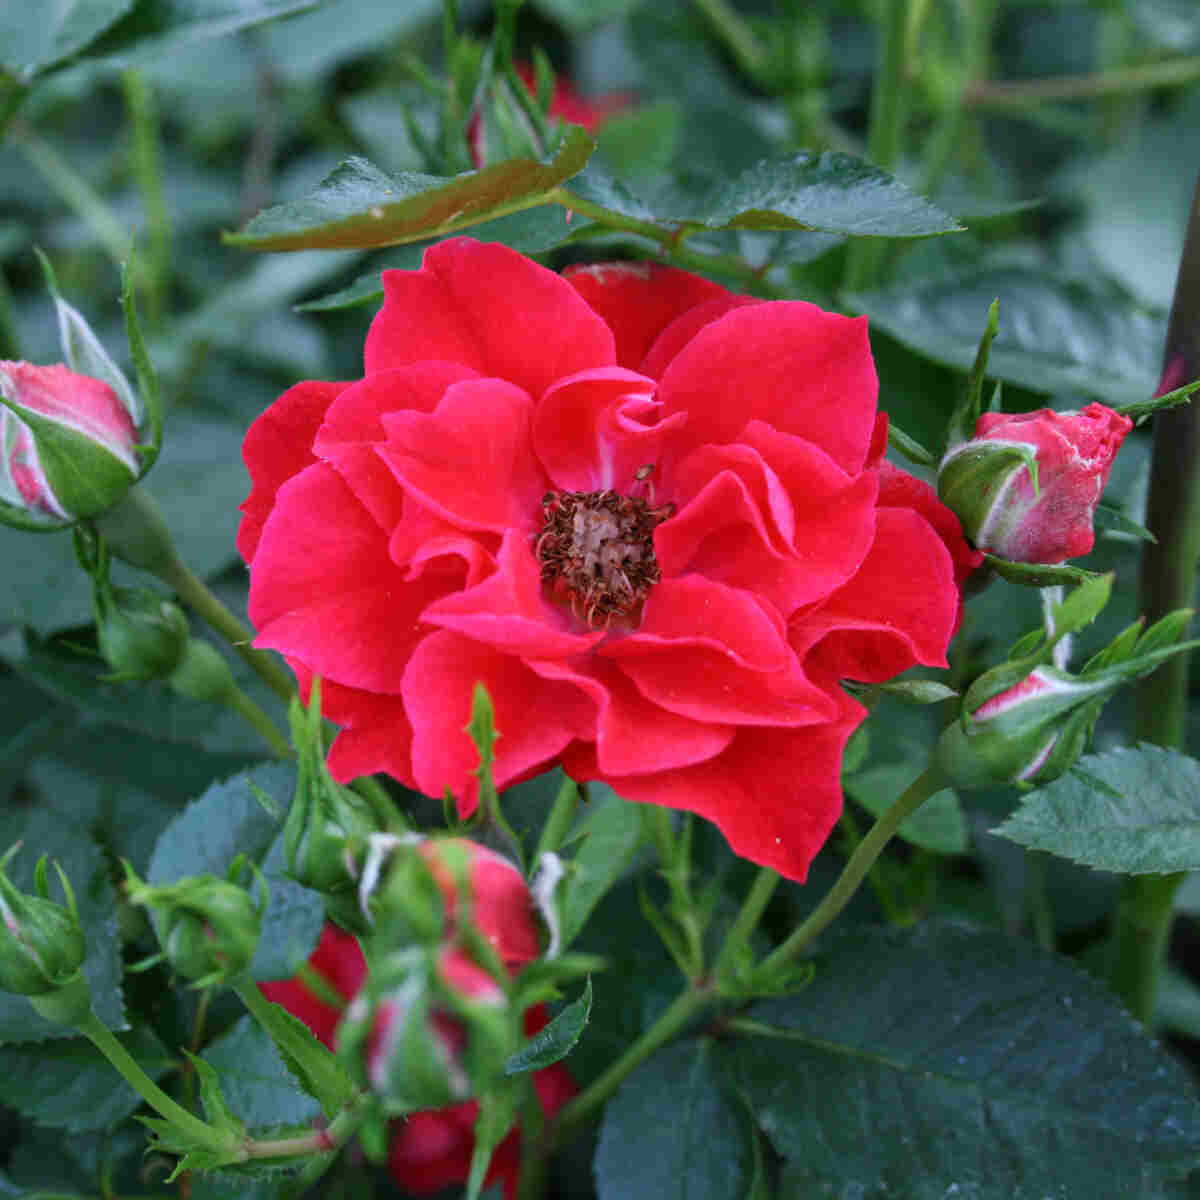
[758,766,948,975]
[13,123,131,267]
[1024,849,1056,953]
[352,774,405,831]
[965,55,1200,110]
[843,0,912,292]
[243,1106,357,1159]
[122,69,172,331]
[1109,872,1185,1024]
[691,0,768,81]
[227,684,294,758]
[1109,173,1200,1023]
[712,866,780,983]
[78,1011,220,1147]
[0,264,20,360]
[0,76,28,142]
[551,981,714,1145]
[161,557,295,704]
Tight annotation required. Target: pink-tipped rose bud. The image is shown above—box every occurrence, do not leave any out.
[938,403,1133,563]
[0,361,141,528]
[418,840,540,972]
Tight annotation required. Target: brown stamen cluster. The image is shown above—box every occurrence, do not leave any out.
[536,487,674,626]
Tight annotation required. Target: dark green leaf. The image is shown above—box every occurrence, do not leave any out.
[568,152,962,239]
[225,128,594,252]
[559,784,643,949]
[595,1040,747,1200]
[0,1025,171,1131]
[0,0,134,80]
[849,268,1164,404]
[505,980,591,1075]
[252,834,326,982]
[733,921,1200,1198]
[992,744,1200,873]
[201,1014,321,1132]
[0,804,124,1042]
[847,766,967,854]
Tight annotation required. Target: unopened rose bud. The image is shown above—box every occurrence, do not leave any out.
[938,403,1133,563]
[124,859,265,987]
[96,586,188,681]
[0,361,141,529]
[284,683,381,906]
[338,947,509,1115]
[935,664,1112,790]
[0,844,87,998]
[167,639,238,704]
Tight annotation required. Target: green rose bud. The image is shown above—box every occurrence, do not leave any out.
[96,586,188,681]
[124,858,266,988]
[167,639,238,704]
[0,844,87,1000]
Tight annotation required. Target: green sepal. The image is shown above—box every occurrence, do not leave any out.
[120,257,164,472]
[944,297,1000,452]
[982,555,1106,588]
[504,979,591,1075]
[1046,571,1113,640]
[465,1079,522,1200]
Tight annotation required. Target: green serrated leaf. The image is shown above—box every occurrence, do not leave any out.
[734,921,1200,1197]
[595,1040,748,1200]
[242,994,357,1118]
[993,744,1200,873]
[505,980,591,1075]
[226,127,594,252]
[202,1014,322,1133]
[1049,572,1113,639]
[569,151,961,240]
[849,267,1164,404]
[559,785,643,949]
[0,1025,171,1131]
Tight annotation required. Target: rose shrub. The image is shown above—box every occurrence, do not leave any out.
[241,238,979,881]
[937,402,1133,564]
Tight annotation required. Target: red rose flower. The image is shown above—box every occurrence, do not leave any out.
[937,402,1133,564]
[241,238,975,881]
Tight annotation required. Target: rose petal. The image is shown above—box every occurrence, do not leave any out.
[564,681,865,882]
[377,378,546,534]
[365,238,615,397]
[562,261,732,372]
[314,364,480,532]
[250,464,460,693]
[796,507,959,681]
[424,528,603,658]
[403,631,593,815]
[239,380,345,561]
[601,576,837,726]
[656,302,878,473]
[531,656,732,777]
[640,293,759,381]
[531,366,685,493]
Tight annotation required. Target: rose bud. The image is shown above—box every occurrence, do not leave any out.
[124,858,266,988]
[937,403,1133,563]
[0,844,87,998]
[338,947,510,1116]
[0,361,141,529]
[166,638,239,704]
[95,585,189,681]
[283,682,381,911]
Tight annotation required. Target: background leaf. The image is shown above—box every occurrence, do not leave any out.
[846,764,968,854]
[201,1014,321,1131]
[0,1025,171,1131]
[0,0,135,79]
[992,744,1200,873]
[849,268,1164,404]
[594,1039,748,1200]
[730,921,1200,1198]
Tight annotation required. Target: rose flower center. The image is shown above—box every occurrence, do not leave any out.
[536,483,674,627]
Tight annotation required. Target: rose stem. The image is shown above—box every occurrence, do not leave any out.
[77,1010,224,1148]
[711,866,781,982]
[756,765,949,976]
[842,0,914,294]
[122,69,171,332]
[1109,173,1200,1023]
[225,684,294,759]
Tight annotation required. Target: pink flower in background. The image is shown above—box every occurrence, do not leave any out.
[938,403,1133,564]
[241,238,976,881]
[1,360,139,522]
